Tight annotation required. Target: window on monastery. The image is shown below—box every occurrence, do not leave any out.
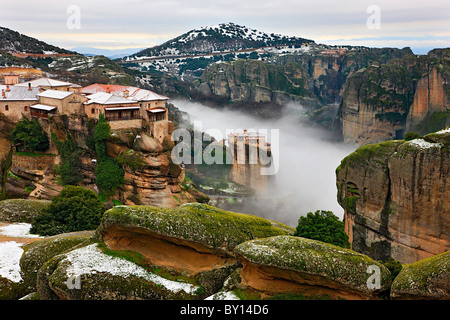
[92,108,95,114]
[5,105,8,111]
[24,106,28,111]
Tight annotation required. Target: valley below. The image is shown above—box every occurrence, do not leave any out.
[172,99,356,226]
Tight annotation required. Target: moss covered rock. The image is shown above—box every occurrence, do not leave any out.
[20,231,94,290]
[0,276,29,300]
[44,243,203,300]
[391,251,450,300]
[234,235,391,300]
[0,199,50,223]
[97,203,294,254]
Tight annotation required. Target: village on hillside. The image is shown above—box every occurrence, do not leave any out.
[0,69,170,143]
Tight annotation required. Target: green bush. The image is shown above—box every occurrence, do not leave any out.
[294,210,350,248]
[381,257,403,281]
[11,116,49,152]
[30,186,105,236]
[95,157,125,196]
[404,131,420,141]
[94,114,124,196]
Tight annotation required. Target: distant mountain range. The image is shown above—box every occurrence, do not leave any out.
[71,47,146,59]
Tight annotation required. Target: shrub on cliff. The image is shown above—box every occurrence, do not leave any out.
[94,114,124,196]
[11,116,49,152]
[294,210,350,248]
[51,132,82,186]
[30,186,105,236]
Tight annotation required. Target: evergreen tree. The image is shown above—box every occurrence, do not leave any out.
[11,116,49,152]
[294,210,350,248]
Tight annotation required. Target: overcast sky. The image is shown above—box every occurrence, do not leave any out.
[1,0,449,52]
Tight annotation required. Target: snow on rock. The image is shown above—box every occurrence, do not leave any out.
[64,243,199,295]
[406,138,443,149]
[436,127,450,134]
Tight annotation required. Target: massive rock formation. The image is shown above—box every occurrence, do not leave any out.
[193,47,414,112]
[5,201,449,300]
[336,129,450,264]
[0,114,203,208]
[336,48,450,145]
[232,235,391,300]
[20,203,294,300]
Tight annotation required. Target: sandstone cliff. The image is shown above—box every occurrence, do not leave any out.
[195,59,317,107]
[0,114,203,208]
[336,129,450,264]
[192,47,413,113]
[336,49,450,145]
[0,115,14,199]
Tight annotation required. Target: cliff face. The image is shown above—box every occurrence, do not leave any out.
[193,47,414,111]
[336,129,450,264]
[337,49,450,145]
[196,59,316,106]
[1,115,202,208]
[0,115,14,199]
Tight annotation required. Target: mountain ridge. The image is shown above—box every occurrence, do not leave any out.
[127,22,314,60]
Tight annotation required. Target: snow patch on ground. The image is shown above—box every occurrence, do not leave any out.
[0,241,24,282]
[0,223,40,238]
[205,291,240,300]
[64,243,199,295]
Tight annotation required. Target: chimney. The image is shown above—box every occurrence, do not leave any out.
[28,83,32,91]
[6,85,10,92]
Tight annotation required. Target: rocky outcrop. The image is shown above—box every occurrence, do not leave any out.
[0,199,50,223]
[406,66,449,131]
[24,203,294,300]
[20,230,93,291]
[336,49,450,145]
[107,131,202,207]
[391,251,450,300]
[6,202,450,300]
[96,204,293,276]
[232,235,391,300]
[1,114,204,208]
[0,115,14,199]
[336,129,450,264]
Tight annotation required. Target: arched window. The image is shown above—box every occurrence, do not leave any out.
[5,105,8,111]
[24,106,28,111]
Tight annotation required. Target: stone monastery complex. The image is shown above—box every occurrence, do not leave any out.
[0,72,170,142]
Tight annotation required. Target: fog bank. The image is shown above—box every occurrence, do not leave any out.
[172,99,356,227]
